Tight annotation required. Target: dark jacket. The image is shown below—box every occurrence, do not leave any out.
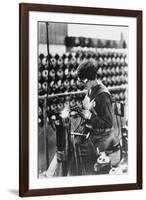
[86,82,113,130]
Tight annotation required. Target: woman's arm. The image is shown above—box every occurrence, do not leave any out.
[86,93,113,129]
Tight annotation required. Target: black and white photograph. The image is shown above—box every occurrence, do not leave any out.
[38,22,129,178]
[19,3,142,196]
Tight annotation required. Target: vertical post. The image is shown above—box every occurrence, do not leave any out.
[43,22,50,169]
[43,98,49,169]
[46,22,50,59]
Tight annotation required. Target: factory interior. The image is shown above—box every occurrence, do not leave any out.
[38,22,128,178]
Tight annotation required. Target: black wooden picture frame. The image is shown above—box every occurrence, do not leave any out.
[19,3,142,197]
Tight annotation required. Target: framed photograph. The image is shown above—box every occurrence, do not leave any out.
[19,3,142,197]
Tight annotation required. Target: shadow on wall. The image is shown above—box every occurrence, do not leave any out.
[8,189,18,196]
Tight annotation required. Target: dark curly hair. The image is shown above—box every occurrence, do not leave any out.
[77,60,98,81]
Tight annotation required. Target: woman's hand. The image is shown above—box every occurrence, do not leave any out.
[83,95,95,110]
[82,109,92,119]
